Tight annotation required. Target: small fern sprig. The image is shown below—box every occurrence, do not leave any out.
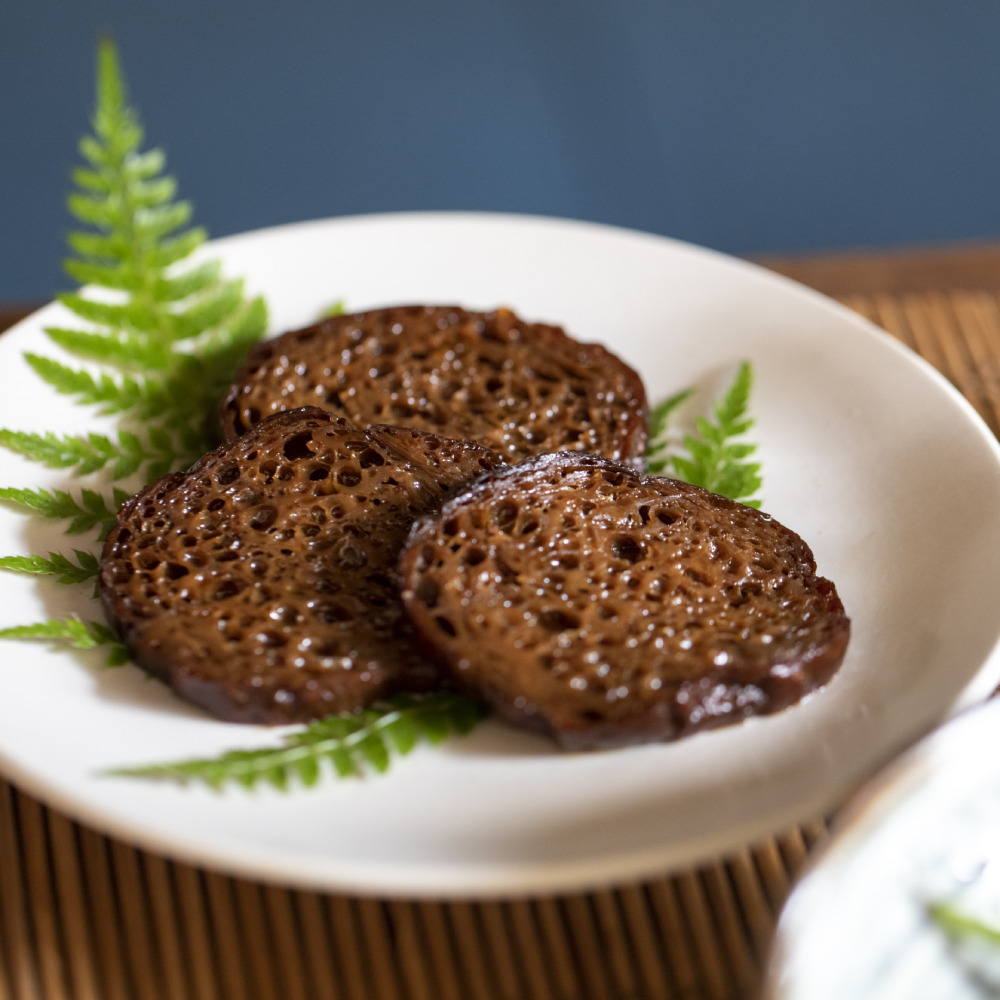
[107,693,488,790]
[2,37,266,481]
[646,361,762,508]
[0,617,128,667]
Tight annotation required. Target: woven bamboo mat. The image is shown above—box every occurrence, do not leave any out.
[1,286,999,1000]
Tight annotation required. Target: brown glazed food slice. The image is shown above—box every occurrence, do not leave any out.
[220,304,648,466]
[399,453,850,750]
[99,407,504,724]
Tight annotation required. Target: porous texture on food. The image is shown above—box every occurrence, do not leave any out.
[219,305,648,466]
[99,407,504,723]
[399,453,850,749]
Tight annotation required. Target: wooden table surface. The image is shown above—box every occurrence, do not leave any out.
[754,239,1000,295]
[1,240,999,1000]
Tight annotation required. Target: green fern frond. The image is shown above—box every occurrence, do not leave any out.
[13,37,267,457]
[107,693,488,790]
[646,362,762,507]
[0,549,100,585]
[0,616,128,666]
[3,39,266,492]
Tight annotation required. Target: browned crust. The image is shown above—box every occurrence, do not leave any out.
[219,305,648,466]
[99,407,504,724]
[398,453,850,749]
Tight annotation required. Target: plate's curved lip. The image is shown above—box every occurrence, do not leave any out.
[2,210,1000,898]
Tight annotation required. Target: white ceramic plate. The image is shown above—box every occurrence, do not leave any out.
[1,212,999,898]
[767,698,1000,1000]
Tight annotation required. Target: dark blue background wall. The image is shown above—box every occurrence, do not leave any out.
[5,1,1000,302]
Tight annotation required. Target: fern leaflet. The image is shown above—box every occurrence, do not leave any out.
[107,693,488,789]
[645,387,694,474]
[0,550,100,585]
[0,617,128,666]
[646,361,762,507]
[0,427,197,481]
[0,486,128,536]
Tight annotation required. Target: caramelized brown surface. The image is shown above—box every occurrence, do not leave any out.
[400,453,850,749]
[220,305,648,465]
[99,408,504,723]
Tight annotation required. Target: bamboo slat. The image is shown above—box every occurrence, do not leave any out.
[1,278,999,1000]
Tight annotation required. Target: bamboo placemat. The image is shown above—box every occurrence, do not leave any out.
[1,281,999,1000]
